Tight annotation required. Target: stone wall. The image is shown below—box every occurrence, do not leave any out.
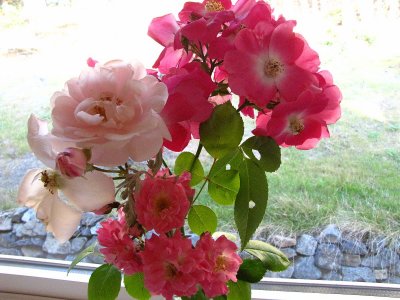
[1,208,400,284]
[258,224,400,284]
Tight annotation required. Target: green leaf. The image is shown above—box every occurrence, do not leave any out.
[237,258,267,283]
[244,240,290,272]
[241,136,281,172]
[67,243,96,275]
[212,231,238,242]
[209,149,244,178]
[124,273,150,300]
[208,170,240,205]
[188,205,217,235]
[213,296,227,300]
[200,103,244,159]
[227,280,251,300]
[174,152,205,186]
[88,264,121,300]
[234,159,268,250]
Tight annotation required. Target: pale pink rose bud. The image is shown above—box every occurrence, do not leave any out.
[56,147,89,178]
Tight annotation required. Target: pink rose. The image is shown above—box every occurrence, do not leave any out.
[134,170,193,233]
[51,60,171,166]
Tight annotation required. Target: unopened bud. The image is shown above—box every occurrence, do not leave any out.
[56,147,88,178]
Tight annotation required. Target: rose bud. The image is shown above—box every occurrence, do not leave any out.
[56,147,89,178]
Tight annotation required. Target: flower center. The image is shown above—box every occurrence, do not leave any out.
[214,255,228,272]
[165,262,178,279]
[289,117,305,135]
[40,170,59,194]
[264,59,284,78]
[205,0,224,12]
[154,195,170,215]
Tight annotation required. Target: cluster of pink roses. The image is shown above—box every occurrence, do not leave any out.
[97,170,241,299]
[150,0,341,151]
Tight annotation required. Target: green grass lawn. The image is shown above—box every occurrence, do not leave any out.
[0,3,399,238]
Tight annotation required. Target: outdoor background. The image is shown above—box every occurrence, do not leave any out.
[0,0,399,239]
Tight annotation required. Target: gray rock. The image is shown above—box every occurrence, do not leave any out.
[315,243,342,270]
[90,222,102,235]
[269,235,297,248]
[79,226,92,237]
[342,254,361,267]
[43,234,71,255]
[0,233,17,248]
[340,239,368,255]
[14,220,46,237]
[389,260,400,276]
[296,234,318,256]
[319,224,342,243]
[281,248,297,259]
[71,237,88,253]
[293,256,322,280]
[0,247,22,256]
[65,254,77,261]
[385,277,400,284]
[21,209,36,223]
[15,237,44,247]
[362,249,399,269]
[266,264,294,279]
[85,237,98,249]
[21,246,44,258]
[374,269,388,281]
[367,236,389,253]
[0,216,12,232]
[86,253,105,264]
[11,207,28,223]
[81,213,105,227]
[342,267,376,282]
[322,270,343,281]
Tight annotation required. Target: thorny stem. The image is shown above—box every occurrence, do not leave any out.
[189,143,203,173]
[162,159,173,175]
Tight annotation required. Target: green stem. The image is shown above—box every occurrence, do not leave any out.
[192,159,216,204]
[237,99,250,112]
[189,143,203,173]
[162,159,173,175]
[90,165,121,174]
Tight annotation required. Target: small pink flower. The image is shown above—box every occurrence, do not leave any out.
[141,233,202,300]
[98,210,142,275]
[253,85,341,149]
[51,60,171,166]
[195,233,242,298]
[55,147,88,178]
[224,20,319,107]
[134,171,192,233]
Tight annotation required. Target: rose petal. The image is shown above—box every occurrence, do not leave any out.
[61,171,115,212]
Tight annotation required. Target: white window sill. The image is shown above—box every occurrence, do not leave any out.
[1,255,399,299]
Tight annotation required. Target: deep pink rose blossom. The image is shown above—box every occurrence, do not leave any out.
[98,209,143,275]
[134,171,193,233]
[50,60,171,166]
[195,233,242,298]
[141,233,203,300]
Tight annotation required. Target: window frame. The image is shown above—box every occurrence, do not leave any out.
[1,254,400,300]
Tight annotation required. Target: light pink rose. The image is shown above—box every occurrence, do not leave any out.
[51,60,171,166]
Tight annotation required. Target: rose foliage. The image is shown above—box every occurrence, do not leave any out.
[18,0,341,299]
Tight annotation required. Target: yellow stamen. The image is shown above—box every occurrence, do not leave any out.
[264,59,284,78]
[289,117,305,135]
[205,0,224,12]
